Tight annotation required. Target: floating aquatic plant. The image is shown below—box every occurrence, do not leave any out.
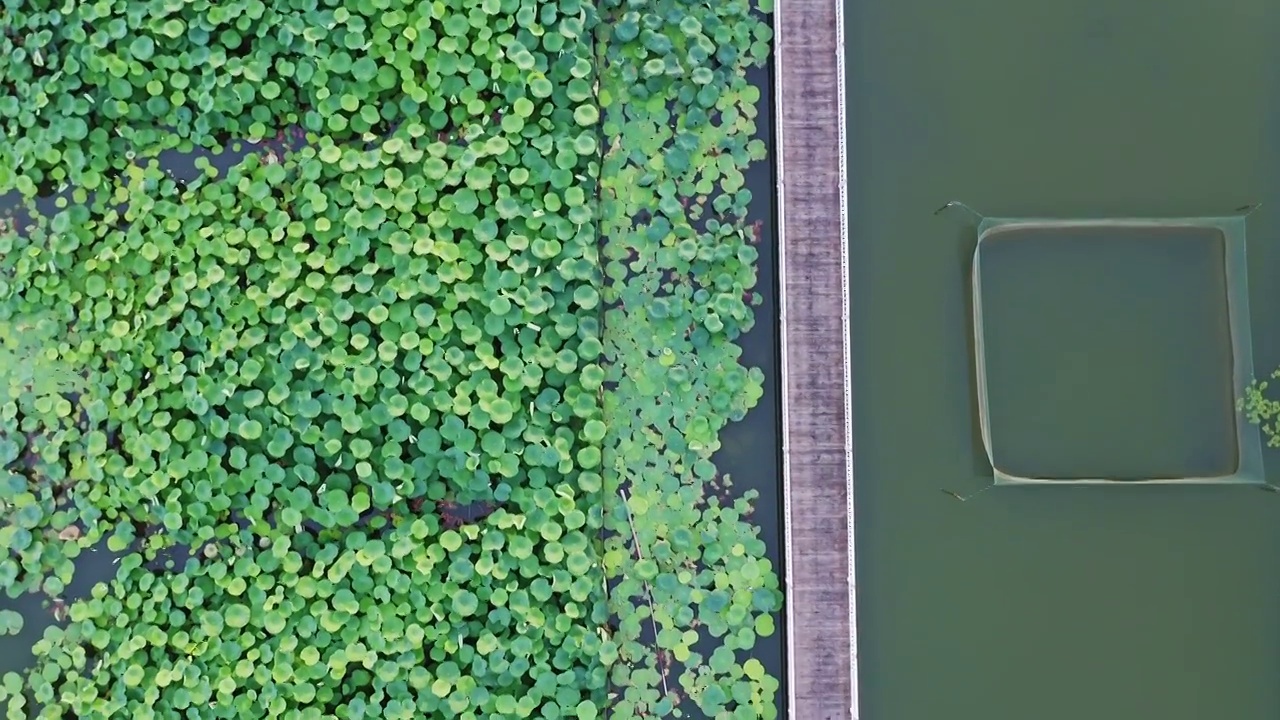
[1242,372,1280,447]
[596,0,782,716]
[0,0,782,716]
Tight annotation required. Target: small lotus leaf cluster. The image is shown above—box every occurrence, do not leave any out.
[1242,372,1280,448]
[0,0,781,717]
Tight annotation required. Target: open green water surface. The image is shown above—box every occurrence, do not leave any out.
[847,0,1280,718]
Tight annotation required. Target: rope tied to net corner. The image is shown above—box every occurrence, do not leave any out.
[940,484,995,502]
[933,200,987,222]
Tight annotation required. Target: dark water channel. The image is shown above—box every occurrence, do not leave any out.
[711,59,787,719]
[848,0,1280,718]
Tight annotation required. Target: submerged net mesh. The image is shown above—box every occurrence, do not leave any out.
[971,215,1264,485]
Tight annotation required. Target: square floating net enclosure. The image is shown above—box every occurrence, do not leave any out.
[972,215,1264,485]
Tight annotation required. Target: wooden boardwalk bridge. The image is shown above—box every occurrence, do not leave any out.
[776,0,856,717]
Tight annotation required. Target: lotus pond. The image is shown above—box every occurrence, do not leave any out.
[0,0,784,718]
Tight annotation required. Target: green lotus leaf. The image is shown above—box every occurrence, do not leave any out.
[424,157,449,180]
[528,76,554,99]
[507,534,533,559]
[581,419,606,443]
[0,610,22,636]
[452,590,479,617]
[224,604,251,629]
[235,418,263,440]
[128,36,156,61]
[465,166,493,190]
[438,529,463,552]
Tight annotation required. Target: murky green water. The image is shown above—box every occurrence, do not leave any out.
[979,224,1238,480]
[847,0,1280,718]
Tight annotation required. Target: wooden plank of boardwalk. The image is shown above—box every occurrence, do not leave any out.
[777,0,854,717]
